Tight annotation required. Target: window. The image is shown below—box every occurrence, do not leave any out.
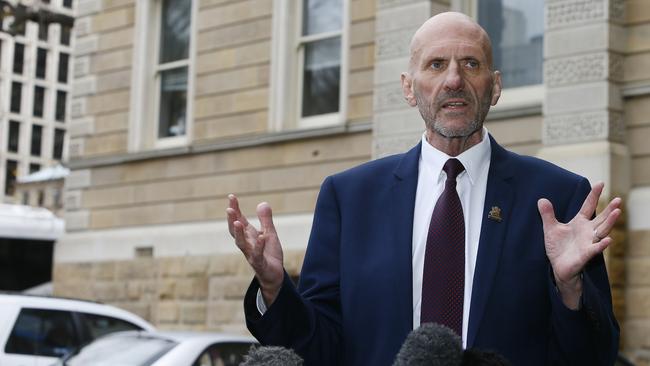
[476,0,543,88]
[13,43,23,74]
[38,23,48,41]
[56,90,67,121]
[5,308,79,357]
[299,0,343,118]
[37,190,44,206]
[29,163,40,174]
[63,0,73,8]
[11,82,22,113]
[33,86,45,117]
[196,343,252,366]
[78,313,141,339]
[22,191,29,205]
[155,0,191,139]
[7,121,19,153]
[270,0,348,130]
[36,48,47,79]
[53,128,65,159]
[58,53,69,83]
[60,25,71,45]
[31,125,42,156]
[4,160,17,195]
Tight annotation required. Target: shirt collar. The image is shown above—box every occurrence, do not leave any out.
[420,127,491,185]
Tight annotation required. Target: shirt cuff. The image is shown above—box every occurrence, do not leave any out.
[256,288,268,315]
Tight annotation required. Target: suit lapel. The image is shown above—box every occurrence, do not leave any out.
[389,142,421,334]
[467,136,515,347]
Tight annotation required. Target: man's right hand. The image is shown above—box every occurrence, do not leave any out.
[227,194,284,306]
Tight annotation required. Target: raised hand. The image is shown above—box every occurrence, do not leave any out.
[227,194,284,305]
[537,182,622,309]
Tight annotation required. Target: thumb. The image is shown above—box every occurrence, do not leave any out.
[257,202,277,235]
[537,198,559,228]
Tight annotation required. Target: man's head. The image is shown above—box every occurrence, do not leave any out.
[401,12,501,146]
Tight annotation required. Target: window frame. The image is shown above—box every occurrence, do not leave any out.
[269,0,350,131]
[451,0,544,114]
[129,0,197,152]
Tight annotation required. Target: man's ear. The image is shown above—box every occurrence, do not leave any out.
[490,70,502,106]
[401,72,417,107]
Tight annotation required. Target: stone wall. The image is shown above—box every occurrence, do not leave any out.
[53,250,306,333]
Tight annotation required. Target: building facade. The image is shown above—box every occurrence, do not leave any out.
[57,0,650,362]
[0,0,74,202]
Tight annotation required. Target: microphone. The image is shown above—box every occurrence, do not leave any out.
[240,345,304,366]
[393,323,463,366]
[461,348,511,366]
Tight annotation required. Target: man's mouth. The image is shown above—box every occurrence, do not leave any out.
[442,100,468,109]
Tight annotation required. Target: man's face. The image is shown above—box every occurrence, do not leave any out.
[402,25,501,138]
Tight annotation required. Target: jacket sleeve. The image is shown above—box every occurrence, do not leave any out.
[243,176,343,365]
[547,177,620,365]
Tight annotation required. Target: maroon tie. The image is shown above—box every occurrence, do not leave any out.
[420,158,465,336]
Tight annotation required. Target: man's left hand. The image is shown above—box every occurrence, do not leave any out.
[537,182,622,310]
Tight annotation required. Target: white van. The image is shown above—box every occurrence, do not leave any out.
[0,293,155,366]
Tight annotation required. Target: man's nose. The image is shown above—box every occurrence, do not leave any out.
[443,63,464,91]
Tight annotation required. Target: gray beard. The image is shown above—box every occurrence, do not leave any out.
[414,89,491,138]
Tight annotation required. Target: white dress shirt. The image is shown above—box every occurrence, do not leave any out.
[258,129,492,348]
[412,128,491,347]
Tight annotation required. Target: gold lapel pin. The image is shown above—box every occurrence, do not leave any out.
[488,206,502,222]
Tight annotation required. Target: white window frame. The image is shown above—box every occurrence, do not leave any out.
[269,0,350,131]
[451,0,544,113]
[129,0,197,152]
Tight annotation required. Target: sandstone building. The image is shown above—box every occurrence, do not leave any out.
[57,0,650,362]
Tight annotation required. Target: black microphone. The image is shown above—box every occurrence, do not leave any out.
[393,323,463,366]
[240,345,304,366]
[461,348,511,366]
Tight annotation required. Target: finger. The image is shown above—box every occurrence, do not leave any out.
[228,194,250,227]
[594,208,622,240]
[257,202,277,235]
[592,197,622,227]
[585,237,612,260]
[537,198,559,228]
[578,182,604,218]
[232,220,252,255]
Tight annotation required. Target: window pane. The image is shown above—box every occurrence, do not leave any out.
[302,37,340,117]
[8,121,19,153]
[478,0,543,88]
[204,343,252,366]
[11,82,22,113]
[60,25,71,45]
[56,90,67,122]
[158,67,187,138]
[58,53,69,83]
[302,0,342,36]
[13,43,23,74]
[79,313,142,339]
[31,125,42,156]
[63,0,72,8]
[38,23,48,41]
[5,308,79,357]
[4,160,17,195]
[33,86,45,117]
[29,163,40,174]
[36,48,47,79]
[159,0,191,64]
[53,128,65,160]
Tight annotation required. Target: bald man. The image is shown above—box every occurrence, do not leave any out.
[228,12,619,366]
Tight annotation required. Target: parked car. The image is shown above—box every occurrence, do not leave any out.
[0,293,155,366]
[56,330,257,366]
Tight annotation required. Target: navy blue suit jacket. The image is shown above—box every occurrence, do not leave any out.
[244,136,619,365]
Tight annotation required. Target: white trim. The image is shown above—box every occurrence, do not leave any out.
[55,213,314,263]
[128,0,151,152]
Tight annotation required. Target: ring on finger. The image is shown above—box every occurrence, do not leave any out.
[593,229,603,243]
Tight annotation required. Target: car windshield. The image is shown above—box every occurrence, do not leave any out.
[63,333,177,366]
